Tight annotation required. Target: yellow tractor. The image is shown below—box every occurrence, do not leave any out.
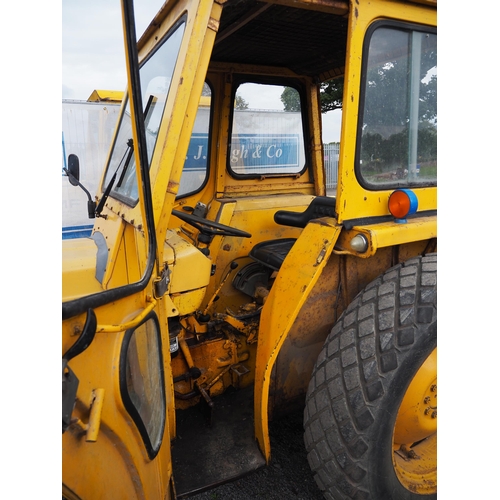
[62,0,437,498]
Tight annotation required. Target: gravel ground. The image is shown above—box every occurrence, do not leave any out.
[188,409,325,500]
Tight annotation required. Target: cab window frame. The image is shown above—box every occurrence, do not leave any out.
[355,20,437,191]
[119,311,166,459]
[176,80,214,199]
[226,76,310,180]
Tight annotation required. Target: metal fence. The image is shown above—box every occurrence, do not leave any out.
[323,143,339,191]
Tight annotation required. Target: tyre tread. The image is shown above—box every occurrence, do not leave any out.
[304,254,437,500]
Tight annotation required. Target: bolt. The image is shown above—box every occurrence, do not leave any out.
[424,396,431,404]
[431,411,437,419]
[430,384,437,392]
[424,407,431,415]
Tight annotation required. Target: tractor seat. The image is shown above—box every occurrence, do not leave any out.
[249,238,296,271]
[249,196,336,270]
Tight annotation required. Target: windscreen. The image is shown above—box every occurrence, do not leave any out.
[103,20,186,205]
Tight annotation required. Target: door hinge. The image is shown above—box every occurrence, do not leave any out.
[154,265,171,298]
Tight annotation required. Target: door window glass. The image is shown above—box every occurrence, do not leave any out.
[104,20,186,206]
[358,26,437,187]
[120,314,165,458]
[178,83,212,196]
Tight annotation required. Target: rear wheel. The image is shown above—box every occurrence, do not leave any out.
[304,254,437,499]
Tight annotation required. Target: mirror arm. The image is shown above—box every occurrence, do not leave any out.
[63,168,96,219]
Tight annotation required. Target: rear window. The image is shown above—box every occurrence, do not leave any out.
[228,82,306,177]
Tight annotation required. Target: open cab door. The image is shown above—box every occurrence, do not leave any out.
[62,1,221,498]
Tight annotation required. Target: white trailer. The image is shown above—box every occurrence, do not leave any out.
[62,92,122,239]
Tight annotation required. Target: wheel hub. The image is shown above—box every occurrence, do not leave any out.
[392,348,437,494]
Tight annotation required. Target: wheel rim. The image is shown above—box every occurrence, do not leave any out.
[392,347,437,494]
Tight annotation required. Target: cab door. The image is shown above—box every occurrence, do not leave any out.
[62,0,221,498]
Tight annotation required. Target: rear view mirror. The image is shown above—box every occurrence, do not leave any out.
[67,154,80,186]
[64,154,96,219]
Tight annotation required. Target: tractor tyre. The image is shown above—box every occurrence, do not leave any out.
[304,254,437,500]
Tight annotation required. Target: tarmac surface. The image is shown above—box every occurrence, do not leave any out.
[187,409,325,500]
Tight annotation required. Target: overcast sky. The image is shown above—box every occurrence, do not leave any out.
[62,0,163,100]
[62,0,342,141]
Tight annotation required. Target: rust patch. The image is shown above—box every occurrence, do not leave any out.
[223,244,232,251]
[269,260,340,415]
[315,218,335,227]
[355,7,358,18]
[208,17,220,32]
[167,180,179,195]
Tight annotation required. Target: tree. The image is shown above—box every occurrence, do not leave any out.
[319,79,343,113]
[360,30,437,171]
[280,86,301,112]
[235,95,249,110]
[362,31,437,134]
[280,79,344,113]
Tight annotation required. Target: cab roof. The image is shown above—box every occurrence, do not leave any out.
[212,0,349,80]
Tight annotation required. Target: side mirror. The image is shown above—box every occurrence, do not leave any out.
[67,154,80,186]
[63,154,96,219]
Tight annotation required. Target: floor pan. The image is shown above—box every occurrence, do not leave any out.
[171,386,266,497]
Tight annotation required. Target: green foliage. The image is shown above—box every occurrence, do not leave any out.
[361,125,436,170]
[362,30,437,134]
[319,79,343,113]
[280,86,301,112]
[280,79,344,113]
[235,95,249,110]
[360,29,437,174]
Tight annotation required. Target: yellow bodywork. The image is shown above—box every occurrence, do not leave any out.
[393,348,437,494]
[87,89,124,103]
[62,0,437,498]
[254,217,342,458]
[62,238,103,301]
[336,0,437,223]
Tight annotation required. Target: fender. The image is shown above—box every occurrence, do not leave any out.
[254,216,341,460]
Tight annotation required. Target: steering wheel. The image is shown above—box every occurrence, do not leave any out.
[172,209,252,238]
